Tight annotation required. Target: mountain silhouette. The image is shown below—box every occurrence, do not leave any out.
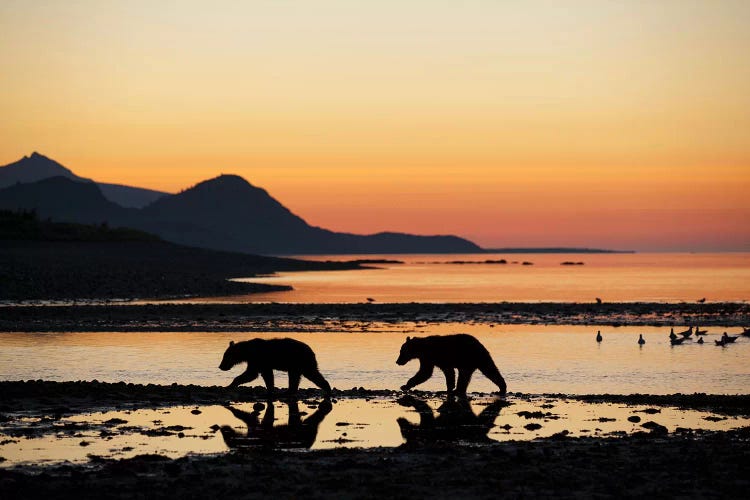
[0,176,136,225]
[0,152,167,208]
[0,154,481,255]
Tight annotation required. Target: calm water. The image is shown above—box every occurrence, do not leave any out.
[2,325,748,394]
[190,252,750,304]
[3,396,748,466]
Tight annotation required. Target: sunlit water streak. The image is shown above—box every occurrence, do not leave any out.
[1,325,748,395]
[159,252,750,304]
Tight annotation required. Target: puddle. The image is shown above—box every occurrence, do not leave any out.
[1,395,748,467]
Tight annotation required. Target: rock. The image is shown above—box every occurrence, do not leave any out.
[641,421,668,435]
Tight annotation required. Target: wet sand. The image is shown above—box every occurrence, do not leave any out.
[1,301,748,332]
[1,381,749,499]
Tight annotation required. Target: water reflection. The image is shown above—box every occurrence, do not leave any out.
[219,399,332,450]
[397,395,509,446]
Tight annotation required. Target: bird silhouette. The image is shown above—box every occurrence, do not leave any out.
[722,332,738,343]
[638,334,645,345]
[596,331,602,342]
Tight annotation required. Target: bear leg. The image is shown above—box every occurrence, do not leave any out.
[229,369,259,388]
[304,369,332,396]
[261,369,275,394]
[440,367,456,394]
[479,363,507,395]
[456,368,475,395]
[287,370,302,394]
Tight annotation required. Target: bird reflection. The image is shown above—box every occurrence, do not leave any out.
[397,395,508,446]
[219,398,332,450]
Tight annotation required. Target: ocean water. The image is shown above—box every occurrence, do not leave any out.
[2,253,748,395]
[187,252,750,304]
[1,325,748,395]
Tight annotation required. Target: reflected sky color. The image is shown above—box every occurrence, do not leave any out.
[1,396,747,467]
[2,325,749,395]
[216,252,750,303]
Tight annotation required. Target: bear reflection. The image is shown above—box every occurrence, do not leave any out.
[219,399,332,450]
[397,395,507,446]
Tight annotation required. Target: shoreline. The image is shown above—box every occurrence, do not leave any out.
[1,381,749,499]
[1,301,748,332]
[2,381,750,415]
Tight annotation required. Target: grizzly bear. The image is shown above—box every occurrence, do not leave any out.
[396,334,507,395]
[219,338,331,396]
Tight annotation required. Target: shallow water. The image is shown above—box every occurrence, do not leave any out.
[1,325,748,394]
[183,252,750,303]
[1,395,747,467]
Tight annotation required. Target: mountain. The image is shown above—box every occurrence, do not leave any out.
[0,152,167,208]
[0,155,481,255]
[139,174,481,254]
[0,176,136,225]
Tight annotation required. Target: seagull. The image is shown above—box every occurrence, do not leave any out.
[669,328,678,341]
[366,297,375,303]
[722,332,738,344]
[595,297,602,304]
[695,327,708,336]
[596,331,602,342]
[697,337,704,344]
[638,334,645,345]
[697,298,706,303]
[676,326,692,338]
[670,337,687,345]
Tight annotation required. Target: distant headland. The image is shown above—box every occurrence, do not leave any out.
[1,152,633,256]
[0,153,480,255]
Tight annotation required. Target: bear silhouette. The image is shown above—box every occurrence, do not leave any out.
[397,394,508,446]
[396,334,507,395]
[219,399,332,450]
[219,338,331,396]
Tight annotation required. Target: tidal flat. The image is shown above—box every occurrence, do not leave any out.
[1,301,748,498]
[1,382,749,498]
[1,301,749,332]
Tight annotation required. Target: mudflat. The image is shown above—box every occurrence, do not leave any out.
[1,302,748,332]
[1,381,749,499]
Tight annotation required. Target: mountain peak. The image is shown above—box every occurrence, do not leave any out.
[180,173,267,196]
[0,151,82,189]
[206,174,250,186]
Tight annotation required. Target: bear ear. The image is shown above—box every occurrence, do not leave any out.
[229,340,234,346]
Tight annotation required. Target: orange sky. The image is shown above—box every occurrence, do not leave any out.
[1,1,749,251]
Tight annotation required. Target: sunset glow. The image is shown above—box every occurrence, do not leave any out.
[1,0,749,250]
